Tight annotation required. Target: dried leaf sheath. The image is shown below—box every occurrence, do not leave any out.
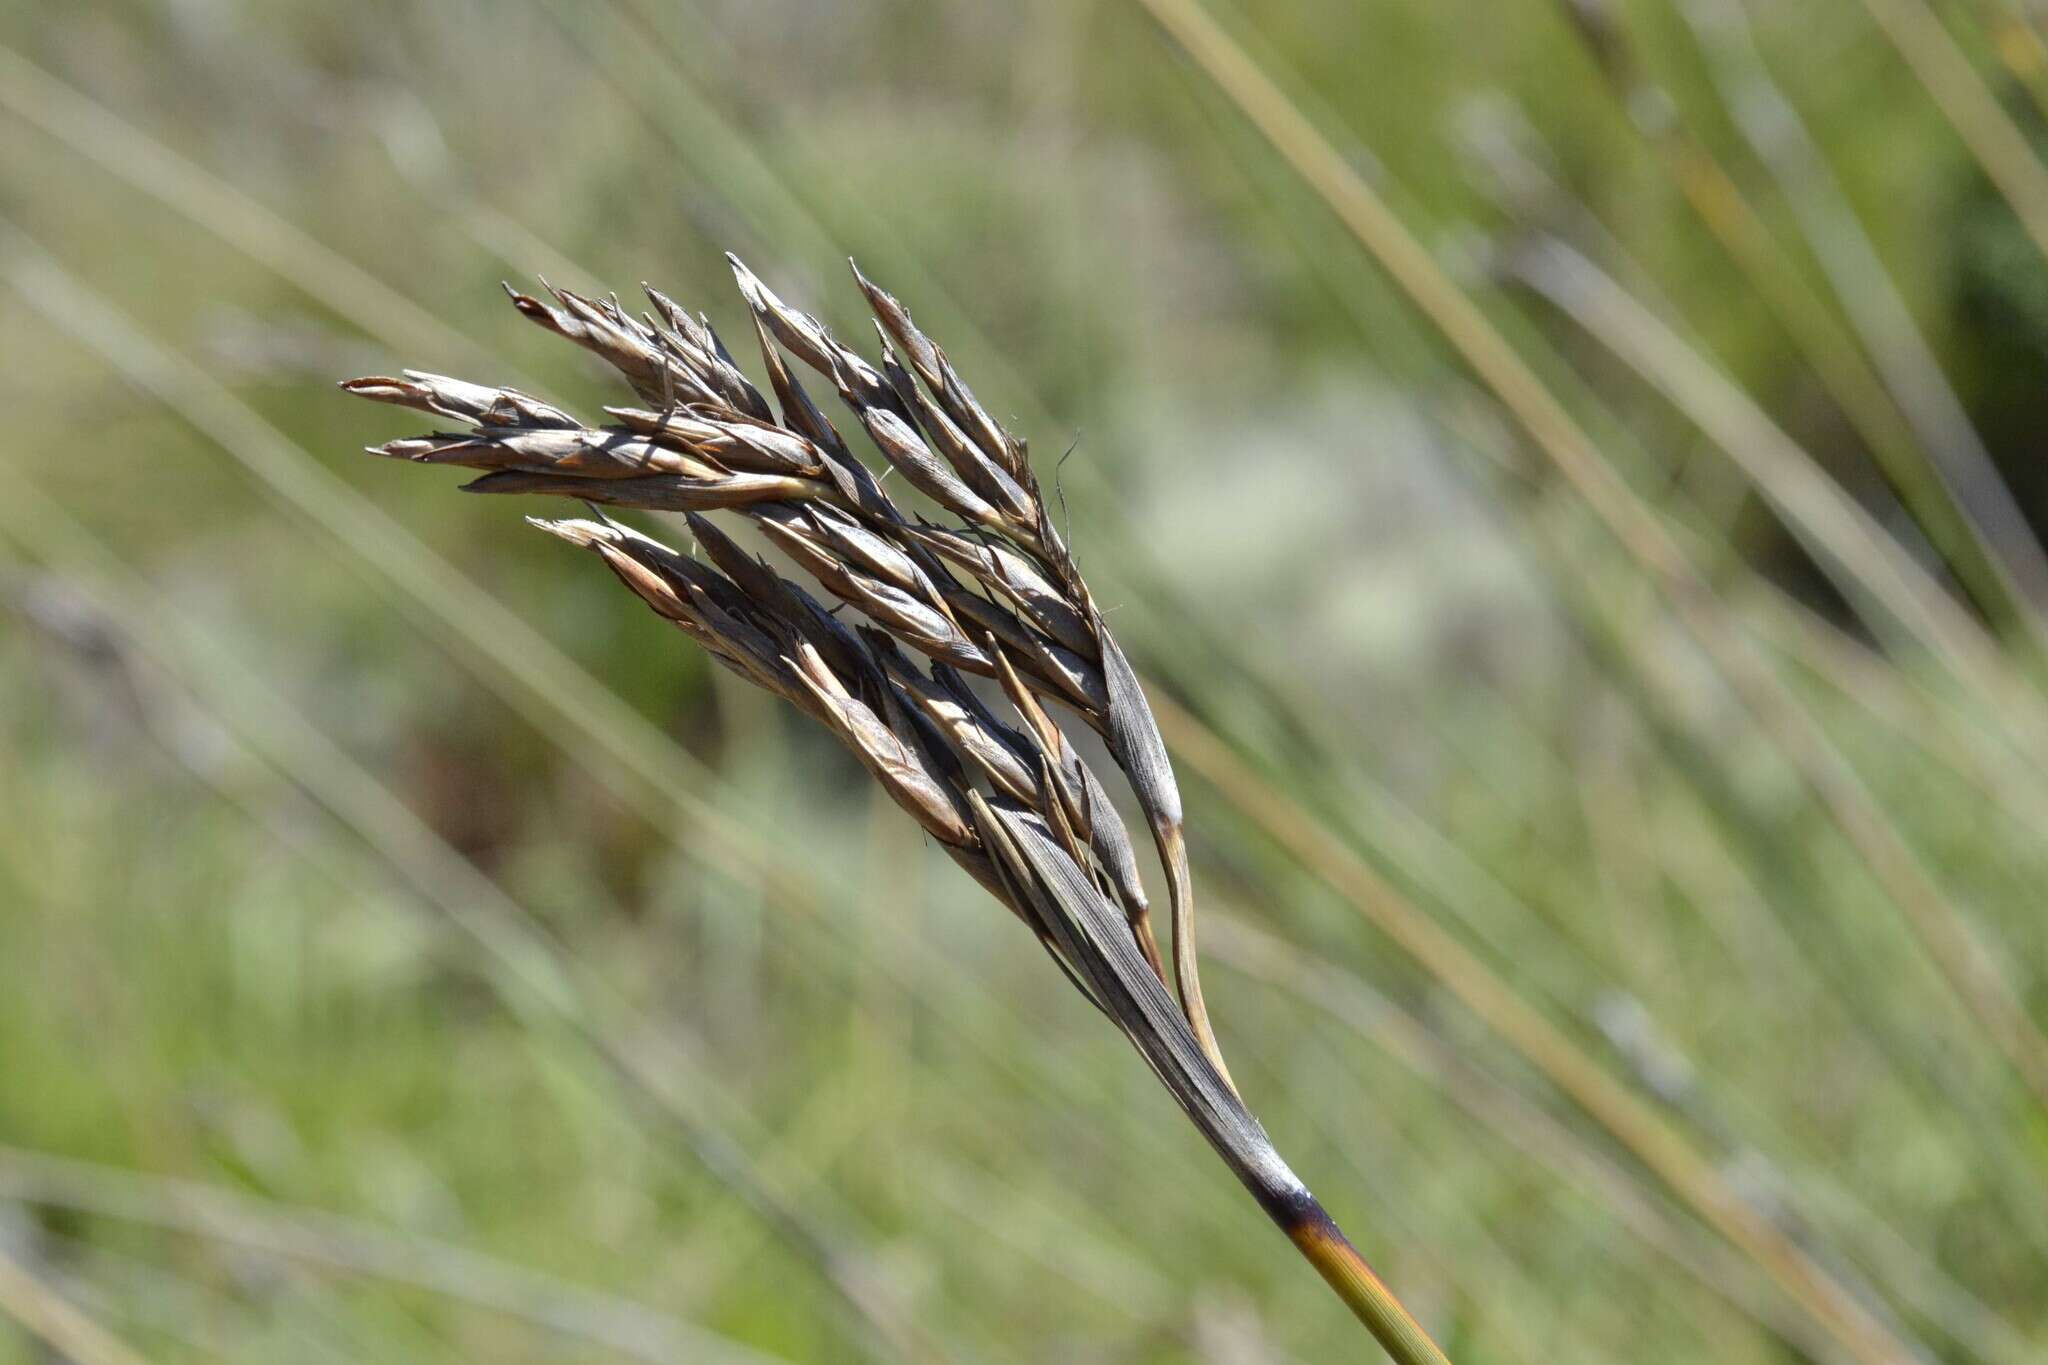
[973,796,1289,1195]
[344,256,1451,1363]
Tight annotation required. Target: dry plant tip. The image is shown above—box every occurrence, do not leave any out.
[344,252,1449,1364]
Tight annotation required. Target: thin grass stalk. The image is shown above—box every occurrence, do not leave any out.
[1241,1034,1600,1365]
[1445,285,2035,826]
[1485,370,2048,1260]
[1965,0,2048,125]
[1163,58,2039,1080]
[1171,527,1998,1277]
[0,1147,788,1365]
[1132,0,2048,1127]
[1476,347,2048,1072]
[1673,0,2048,636]
[1503,231,2048,802]
[1590,994,2042,1365]
[0,1244,151,1365]
[1216,910,2039,1365]
[1673,0,2048,782]
[1530,483,2048,1266]
[1274,1227,1452,1365]
[1553,0,2044,643]
[1504,234,1995,684]
[1151,294,1953,1325]
[1581,793,2042,1360]
[1207,915,1837,1363]
[1852,0,2048,266]
[0,43,498,379]
[1743,585,2048,832]
[1463,99,2048,827]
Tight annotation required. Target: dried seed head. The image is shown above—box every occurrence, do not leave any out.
[789,640,973,847]
[342,371,580,429]
[983,641,1149,918]
[1097,627,1183,834]
[905,523,1093,656]
[849,259,943,393]
[857,407,997,525]
[763,505,928,598]
[971,795,1272,1182]
[848,258,1020,478]
[728,255,902,424]
[747,310,849,457]
[604,407,827,479]
[750,512,982,676]
[461,469,812,512]
[871,639,1039,805]
[507,283,710,410]
[900,370,1035,523]
[375,428,706,480]
[348,252,1232,1098]
[640,283,774,422]
[946,591,1105,715]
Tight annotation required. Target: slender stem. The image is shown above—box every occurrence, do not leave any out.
[1160,825,1237,1096]
[0,1243,151,1365]
[1129,903,1172,985]
[1265,1186,1454,1365]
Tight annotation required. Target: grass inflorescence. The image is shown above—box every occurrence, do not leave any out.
[344,255,1449,1362]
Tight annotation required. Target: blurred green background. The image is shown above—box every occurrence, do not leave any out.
[6,0,2048,1360]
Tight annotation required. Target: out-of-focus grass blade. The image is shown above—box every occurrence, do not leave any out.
[1674,0,2048,631]
[0,42,500,377]
[1133,0,2048,1135]
[0,476,942,1365]
[1553,0,2048,642]
[0,1242,152,1365]
[0,1145,793,1365]
[1854,0,2048,267]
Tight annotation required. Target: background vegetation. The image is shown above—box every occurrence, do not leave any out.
[4,0,2047,1360]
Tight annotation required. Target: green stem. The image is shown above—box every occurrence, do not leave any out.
[1272,1189,1454,1365]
